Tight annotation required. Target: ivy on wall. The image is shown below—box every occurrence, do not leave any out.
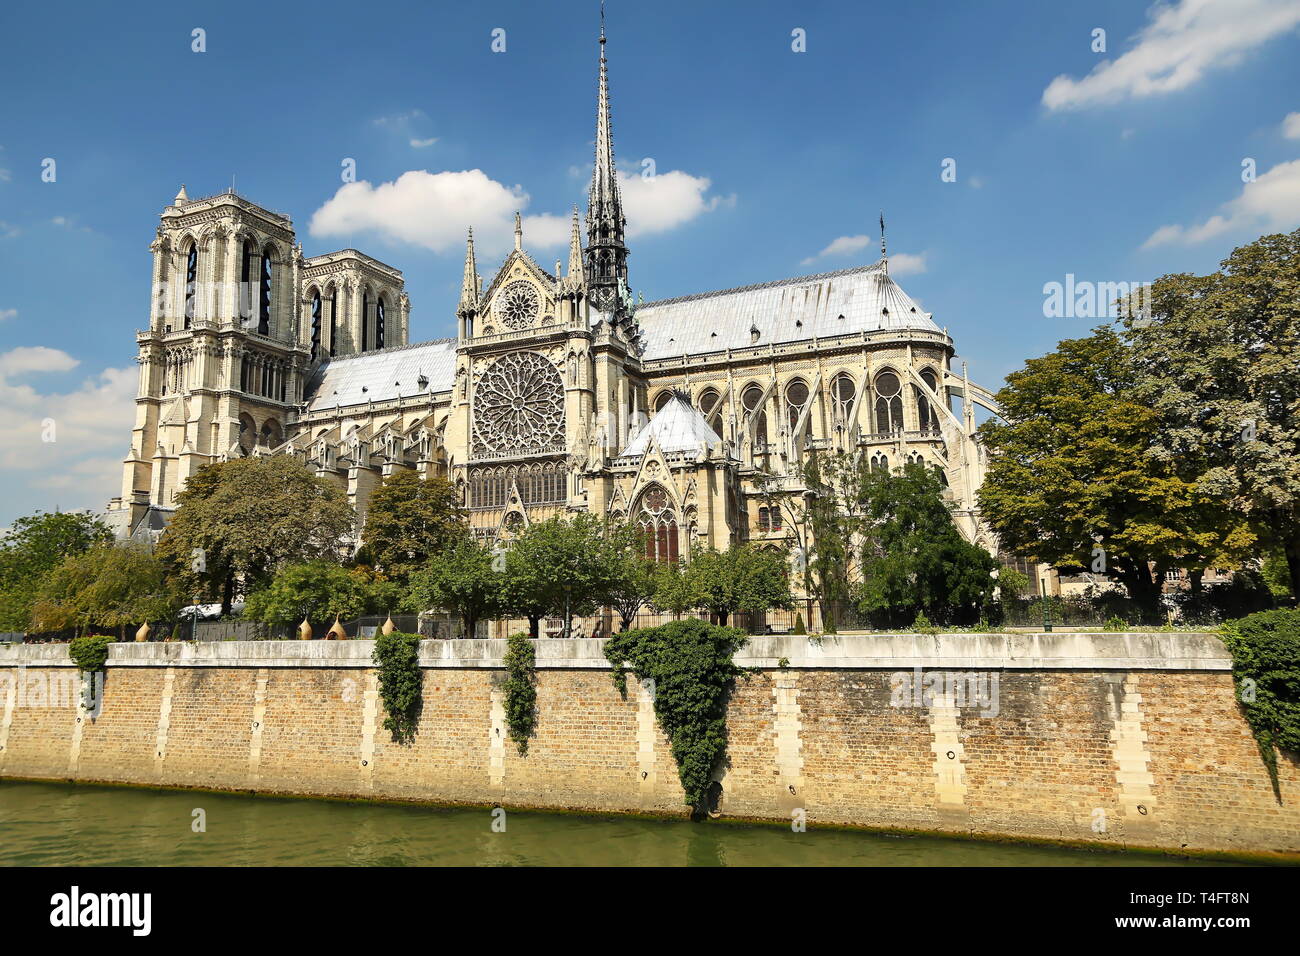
[372,631,423,744]
[603,619,750,815]
[1221,608,1300,801]
[68,635,113,673]
[503,633,538,755]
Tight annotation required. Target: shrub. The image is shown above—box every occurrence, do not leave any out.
[603,620,749,814]
[1220,609,1300,798]
[372,631,422,744]
[1103,616,1129,632]
[911,612,939,634]
[791,613,806,635]
[503,632,537,755]
[68,635,113,673]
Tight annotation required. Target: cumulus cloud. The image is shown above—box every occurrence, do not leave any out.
[0,348,137,515]
[617,170,734,237]
[0,308,16,322]
[1143,157,1300,247]
[409,137,437,149]
[1043,0,1300,111]
[1283,112,1300,139]
[801,236,927,275]
[310,166,731,258]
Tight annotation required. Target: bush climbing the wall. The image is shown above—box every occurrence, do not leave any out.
[68,635,113,673]
[503,632,538,755]
[372,631,423,744]
[1221,608,1300,798]
[603,619,750,816]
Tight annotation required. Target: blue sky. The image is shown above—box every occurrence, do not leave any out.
[2,0,1299,523]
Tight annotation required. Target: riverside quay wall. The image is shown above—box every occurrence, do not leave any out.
[0,633,1296,856]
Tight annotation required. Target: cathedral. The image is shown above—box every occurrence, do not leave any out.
[106,20,1003,579]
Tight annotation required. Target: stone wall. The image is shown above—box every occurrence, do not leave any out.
[1,634,1296,857]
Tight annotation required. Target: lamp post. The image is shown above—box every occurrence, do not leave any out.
[1040,576,1053,633]
[563,583,572,640]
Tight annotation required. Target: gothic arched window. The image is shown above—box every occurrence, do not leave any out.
[328,287,338,356]
[785,379,809,431]
[874,371,904,435]
[742,384,768,448]
[870,451,889,473]
[832,373,855,423]
[310,291,322,361]
[698,388,721,433]
[258,250,272,336]
[376,296,386,350]
[183,243,197,329]
[915,368,942,433]
[239,240,254,327]
[361,291,370,352]
[653,390,672,415]
[635,484,678,563]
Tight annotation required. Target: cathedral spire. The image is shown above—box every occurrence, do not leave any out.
[568,205,584,279]
[584,1,629,314]
[458,228,479,316]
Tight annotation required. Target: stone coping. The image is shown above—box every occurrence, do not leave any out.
[0,632,1230,671]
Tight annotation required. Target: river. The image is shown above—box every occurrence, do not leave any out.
[0,780,1245,866]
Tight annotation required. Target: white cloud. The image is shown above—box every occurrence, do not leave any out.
[1283,111,1300,139]
[373,110,427,128]
[409,137,438,149]
[1043,0,1300,111]
[0,168,11,183]
[617,170,734,237]
[0,221,20,239]
[310,166,731,258]
[0,346,79,377]
[888,252,928,276]
[0,348,137,514]
[0,309,16,322]
[801,237,926,274]
[1143,157,1300,247]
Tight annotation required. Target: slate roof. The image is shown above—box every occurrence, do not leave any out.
[304,339,457,410]
[619,392,722,458]
[633,260,939,359]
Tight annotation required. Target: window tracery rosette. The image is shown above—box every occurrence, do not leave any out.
[472,351,565,457]
[495,280,540,331]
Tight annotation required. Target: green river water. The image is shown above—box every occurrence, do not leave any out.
[0,780,1249,866]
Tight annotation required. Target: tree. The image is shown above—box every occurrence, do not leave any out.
[683,545,793,627]
[0,511,111,632]
[607,526,661,632]
[978,327,1253,622]
[407,536,504,638]
[30,543,183,638]
[1125,230,1300,599]
[857,463,998,627]
[651,560,697,618]
[156,456,356,614]
[243,561,375,626]
[499,515,621,638]
[358,472,465,581]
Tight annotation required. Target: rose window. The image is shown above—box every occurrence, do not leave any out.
[472,351,564,456]
[496,281,540,330]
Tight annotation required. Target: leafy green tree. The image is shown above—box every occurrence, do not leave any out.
[858,463,998,627]
[243,561,375,625]
[30,543,183,638]
[407,536,504,638]
[0,511,111,632]
[605,524,661,632]
[359,472,465,581]
[1125,230,1300,599]
[651,560,697,618]
[156,456,356,614]
[684,545,793,627]
[499,515,621,638]
[978,328,1253,622]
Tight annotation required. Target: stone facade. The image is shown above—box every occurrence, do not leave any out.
[107,21,1002,566]
[1,635,1295,857]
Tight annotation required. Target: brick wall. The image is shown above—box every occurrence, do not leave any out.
[1,638,1296,857]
